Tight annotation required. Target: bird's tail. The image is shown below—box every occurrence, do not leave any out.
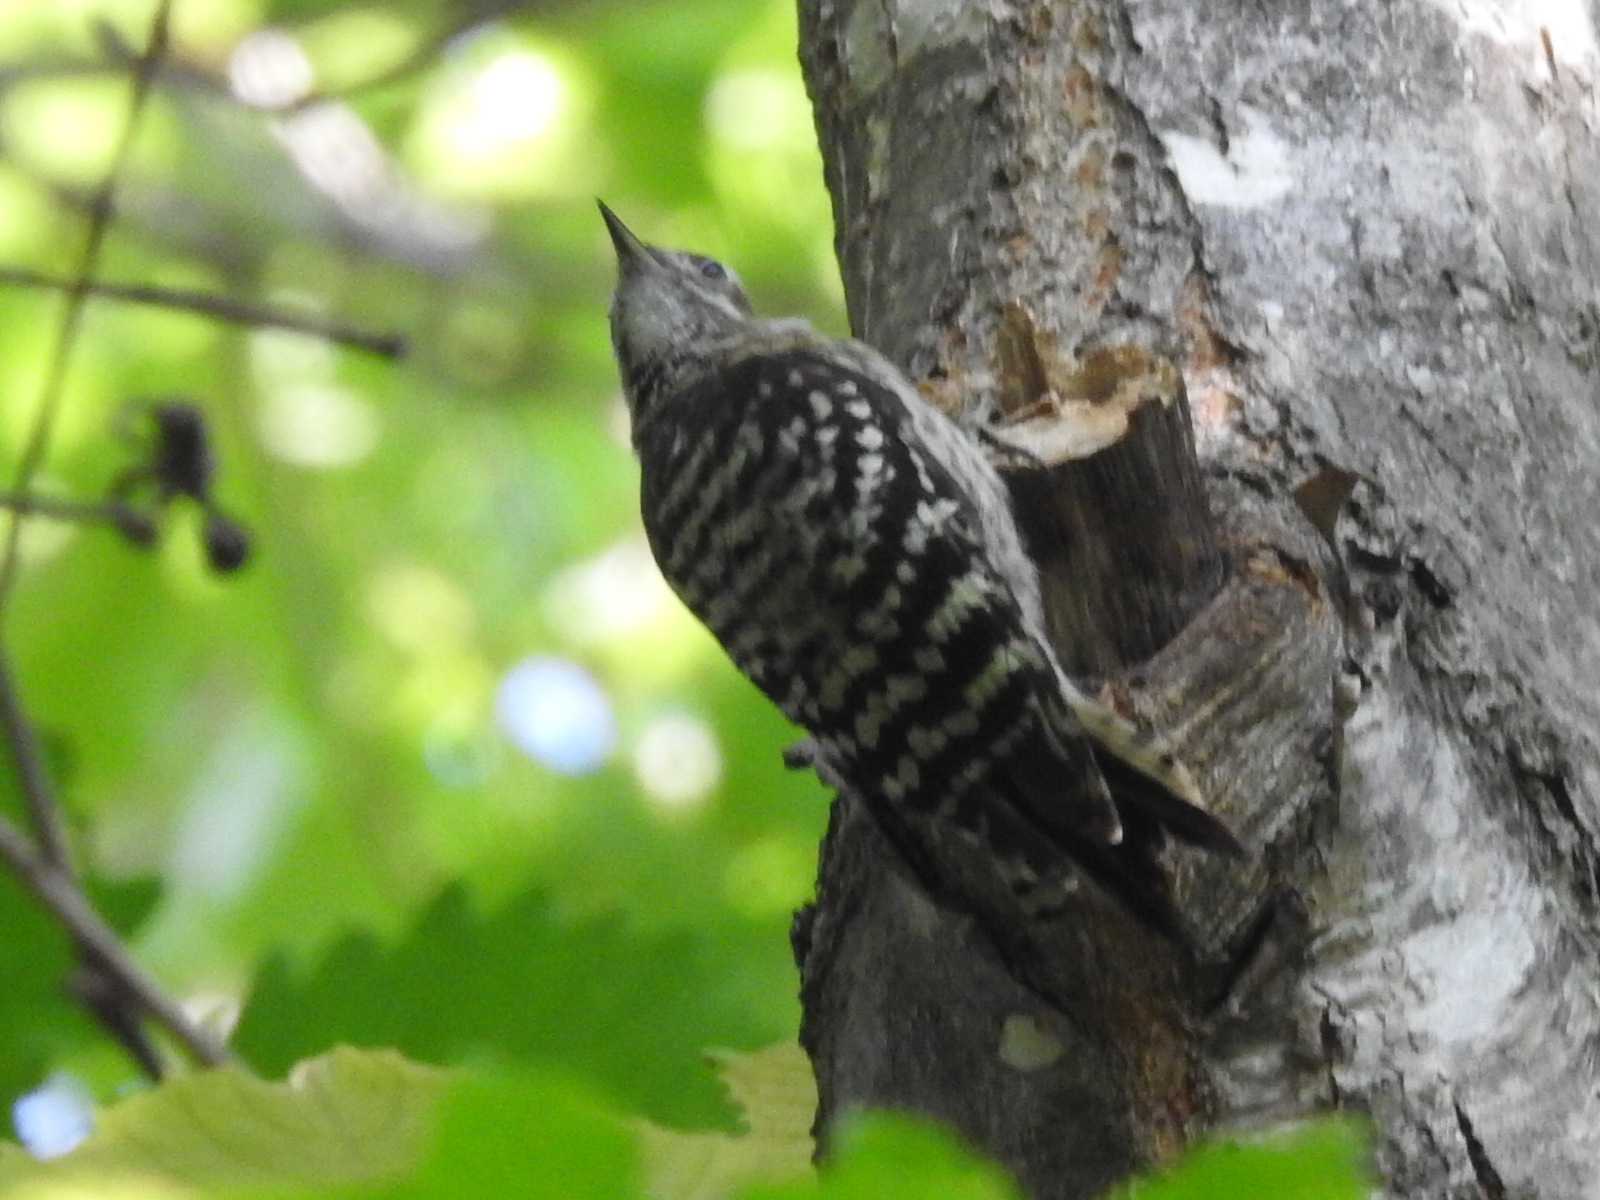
[999,693,1243,938]
[1095,752,1243,858]
[1024,686,1242,855]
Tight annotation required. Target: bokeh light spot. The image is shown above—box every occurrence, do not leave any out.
[495,657,615,775]
[228,28,314,110]
[463,50,566,148]
[632,711,723,813]
[12,1075,92,1160]
[1,76,125,183]
[256,383,379,468]
[705,66,800,149]
[543,538,676,645]
[367,563,476,654]
[407,31,595,198]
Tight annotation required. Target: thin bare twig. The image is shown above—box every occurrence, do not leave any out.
[0,656,70,875]
[0,809,231,1068]
[0,268,408,359]
[0,492,128,526]
[0,0,173,614]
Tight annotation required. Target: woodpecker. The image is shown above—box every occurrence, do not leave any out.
[600,202,1240,936]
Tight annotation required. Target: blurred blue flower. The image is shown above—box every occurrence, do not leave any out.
[495,656,615,775]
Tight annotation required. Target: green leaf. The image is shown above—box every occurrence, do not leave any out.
[0,1050,648,1200]
[372,1065,638,1200]
[234,885,786,1126]
[1113,1118,1373,1200]
[641,1041,816,1200]
[0,1047,448,1196]
[744,1110,1022,1200]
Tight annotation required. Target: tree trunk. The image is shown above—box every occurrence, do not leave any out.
[791,1,1600,1197]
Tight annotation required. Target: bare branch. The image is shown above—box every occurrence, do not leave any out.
[0,492,131,526]
[0,655,70,873]
[0,268,407,359]
[0,810,231,1069]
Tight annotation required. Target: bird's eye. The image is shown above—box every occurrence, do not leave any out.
[699,259,727,282]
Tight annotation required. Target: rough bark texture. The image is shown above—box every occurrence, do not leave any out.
[792,1,1600,1197]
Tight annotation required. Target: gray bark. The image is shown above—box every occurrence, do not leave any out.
[792,1,1600,1197]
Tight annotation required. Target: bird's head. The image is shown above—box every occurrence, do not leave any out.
[599,202,752,413]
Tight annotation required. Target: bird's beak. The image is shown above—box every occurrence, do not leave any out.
[598,200,650,271]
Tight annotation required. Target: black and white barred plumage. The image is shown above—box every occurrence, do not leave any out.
[600,202,1240,936]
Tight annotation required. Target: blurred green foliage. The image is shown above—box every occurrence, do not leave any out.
[2,0,835,1165]
[234,884,789,1125]
[2,0,834,1060]
[1111,1119,1373,1200]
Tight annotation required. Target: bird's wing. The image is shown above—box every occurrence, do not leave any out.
[698,349,1128,839]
